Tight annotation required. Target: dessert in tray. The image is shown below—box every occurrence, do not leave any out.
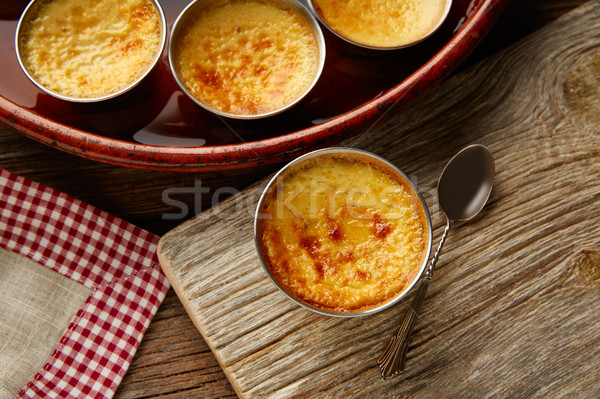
[16,0,165,102]
[170,0,324,118]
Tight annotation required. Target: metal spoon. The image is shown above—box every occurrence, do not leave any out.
[378,144,495,378]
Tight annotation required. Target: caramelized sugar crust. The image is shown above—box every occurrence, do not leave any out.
[257,154,429,313]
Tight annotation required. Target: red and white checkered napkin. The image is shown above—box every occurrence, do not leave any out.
[0,169,170,398]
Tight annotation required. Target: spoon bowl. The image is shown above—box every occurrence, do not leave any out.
[378,144,495,378]
[438,145,495,222]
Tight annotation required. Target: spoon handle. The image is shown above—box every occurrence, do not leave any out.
[378,219,450,378]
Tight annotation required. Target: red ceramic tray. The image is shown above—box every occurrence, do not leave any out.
[0,0,507,172]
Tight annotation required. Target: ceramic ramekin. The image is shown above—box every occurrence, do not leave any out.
[254,148,433,317]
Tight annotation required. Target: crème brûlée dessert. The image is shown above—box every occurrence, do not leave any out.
[311,0,447,48]
[172,0,321,116]
[256,152,430,314]
[19,0,163,99]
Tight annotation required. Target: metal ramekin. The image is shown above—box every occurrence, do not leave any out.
[15,0,167,103]
[254,148,433,317]
[168,0,326,120]
[307,0,452,52]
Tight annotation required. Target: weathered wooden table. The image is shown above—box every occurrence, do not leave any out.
[1,1,598,397]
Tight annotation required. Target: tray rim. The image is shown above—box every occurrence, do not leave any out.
[0,0,509,172]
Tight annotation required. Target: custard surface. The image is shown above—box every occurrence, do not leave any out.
[174,0,320,116]
[257,154,429,313]
[313,0,446,47]
[20,0,162,98]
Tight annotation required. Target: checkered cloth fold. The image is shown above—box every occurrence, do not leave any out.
[0,169,170,398]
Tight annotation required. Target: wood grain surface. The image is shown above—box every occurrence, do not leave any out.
[0,1,595,397]
[157,2,600,397]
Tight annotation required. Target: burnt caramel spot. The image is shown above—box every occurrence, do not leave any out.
[193,65,222,90]
[313,259,338,279]
[354,270,370,280]
[280,259,290,274]
[252,35,273,51]
[235,64,250,79]
[255,65,267,76]
[314,262,325,278]
[240,54,252,65]
[123,38,142,53]
[328,221,344,242]
[373,214,393,239]
[337,251,355,263]
[300,235,321,255]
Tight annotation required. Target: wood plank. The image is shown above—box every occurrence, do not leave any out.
[157,2,600,397]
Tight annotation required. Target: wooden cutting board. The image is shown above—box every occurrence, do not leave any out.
[157,2,600,397]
